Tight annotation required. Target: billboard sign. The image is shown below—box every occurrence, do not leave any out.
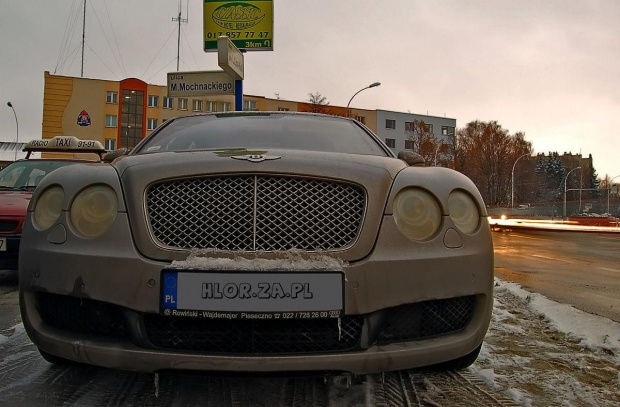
[167,71,235,97]
[204,1,273,52]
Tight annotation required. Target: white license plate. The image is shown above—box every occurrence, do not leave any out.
[0,238,6,252]
[161,270,343,319]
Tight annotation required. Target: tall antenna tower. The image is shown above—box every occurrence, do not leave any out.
[81,0,86,77]
[172,0,188,71]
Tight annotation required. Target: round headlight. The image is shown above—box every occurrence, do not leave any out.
[448,190,480,234]
[393,188,442,241]
[33,186,65,230]
[70,185,118,238]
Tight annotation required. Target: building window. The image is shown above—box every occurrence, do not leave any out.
[221,102,231,112]
[104,139,116,151]
[385,138,396,148]
[106,91,118,104]
[441,126,455,136]
[206,101,217,112]
[244,100,257,111]
[147,118,158,130]
[405,140,414,150]
[385,119,396,129]
[278,107,290,111]
[355,116,365,125]
[163,97,173,109]
[192,99,203,112]
[427,124,434,134]
[105,115,117,127]
[405,121,414,132]
[178,98,188,110]
[120,89,144,149]
[147,95,159,107]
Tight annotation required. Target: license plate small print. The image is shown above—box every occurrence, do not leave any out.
[0,238,6,252]
[161,271,343,319]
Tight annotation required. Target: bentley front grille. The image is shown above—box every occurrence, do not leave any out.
[146,175,366,251]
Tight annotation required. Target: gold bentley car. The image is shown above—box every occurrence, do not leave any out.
[19,112,493,374]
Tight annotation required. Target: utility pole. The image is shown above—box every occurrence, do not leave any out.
[81,0,86,77]
[172,0,188,71]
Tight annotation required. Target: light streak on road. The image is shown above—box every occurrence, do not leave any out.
[489,217,620,233]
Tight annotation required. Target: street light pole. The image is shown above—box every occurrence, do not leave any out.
[7,102,19,161]
[607,175,620,215]
[511,153,530,209]
[346,82,381,117]
[563,167,581,219]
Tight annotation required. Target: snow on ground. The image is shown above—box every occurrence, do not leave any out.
[472,278,620,406]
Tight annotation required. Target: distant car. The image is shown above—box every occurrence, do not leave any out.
[20,112,493,374]
[0,137,104,274]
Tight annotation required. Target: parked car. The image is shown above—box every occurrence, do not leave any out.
[20,112,493,374]
[0,137,104,275]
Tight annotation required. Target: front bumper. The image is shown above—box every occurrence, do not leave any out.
[19,214,494,374]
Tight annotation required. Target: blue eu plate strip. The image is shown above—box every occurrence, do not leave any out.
[162,272,178,309]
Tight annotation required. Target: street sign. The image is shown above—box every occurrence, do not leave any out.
[204,1,273,52]
[167,71,235,97]
[218,36,244,80]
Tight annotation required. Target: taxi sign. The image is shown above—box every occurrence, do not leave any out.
[24,136,106,159]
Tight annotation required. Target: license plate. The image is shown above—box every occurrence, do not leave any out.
[161,270,343,319]
[0,238,6,252]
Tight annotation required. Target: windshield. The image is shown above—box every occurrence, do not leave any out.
[133,113,389,156]
[0,160,76,190]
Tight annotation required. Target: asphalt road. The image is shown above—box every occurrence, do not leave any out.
[492,229,620,322]
[1,231,619,406]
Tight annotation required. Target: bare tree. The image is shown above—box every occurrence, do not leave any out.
[405,120,440,165]
[304,92,333,114]
[455,121,532,206]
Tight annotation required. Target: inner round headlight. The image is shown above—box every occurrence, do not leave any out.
[393,188,442,241]
[33,186,65,230]
[70,185,118,238]
[448,190,480,234]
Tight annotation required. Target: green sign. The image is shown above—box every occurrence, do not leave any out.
[204,1,274,52]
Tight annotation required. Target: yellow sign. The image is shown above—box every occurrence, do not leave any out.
[204,1,273,52]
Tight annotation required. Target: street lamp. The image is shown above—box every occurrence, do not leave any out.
[7,102,19,161]
[607,175,620,215]
[346,82,381,117]
[563,167,581,219]
[434,140,445,166]
[511,153,530,208]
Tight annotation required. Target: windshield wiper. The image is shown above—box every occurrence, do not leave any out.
[15,185,37,191]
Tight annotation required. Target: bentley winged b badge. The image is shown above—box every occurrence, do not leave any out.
[231,154,281,163]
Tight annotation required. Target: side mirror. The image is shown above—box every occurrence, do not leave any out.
[397,151,425,167]
[103,148,129,163]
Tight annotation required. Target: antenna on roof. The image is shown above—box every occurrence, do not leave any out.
[81,0,86,77]
[172,0,188,71]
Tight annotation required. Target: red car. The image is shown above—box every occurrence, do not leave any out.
[0,137,105,274]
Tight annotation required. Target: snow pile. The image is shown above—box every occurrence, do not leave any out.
[171,249,346,271]
[500,279,620,360]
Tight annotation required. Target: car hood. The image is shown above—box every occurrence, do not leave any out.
[0,191,33,217]
[113,149,407,262]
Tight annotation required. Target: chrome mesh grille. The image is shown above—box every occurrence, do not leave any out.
[146,176,365,251]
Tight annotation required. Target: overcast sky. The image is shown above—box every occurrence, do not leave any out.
[1,0,619,178]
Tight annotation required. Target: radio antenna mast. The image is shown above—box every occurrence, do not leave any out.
[172,0,188,71]
[81,0,86,77]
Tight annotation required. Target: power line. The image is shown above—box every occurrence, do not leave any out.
[85,41,120,80]
[141,27,177,79]
[146,56,178,83]
[103,0,127,77]
[54,0,83,74]
[88,0,125,78]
